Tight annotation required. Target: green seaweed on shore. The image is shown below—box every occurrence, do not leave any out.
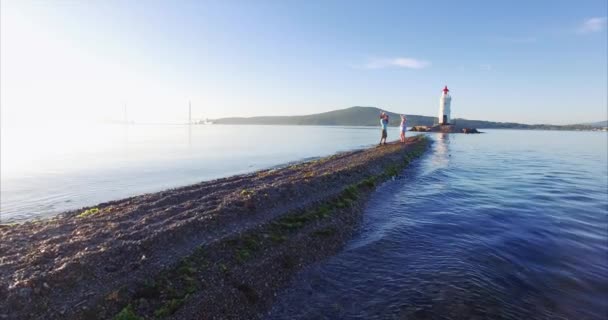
[243,236,260,250]
[271,183,362,230]
[0,223,19,228]
[269,138,429,233]
[154,296,187,318]
[236,248,252,262]
[177,261,197,277]
[275,211,316,230]
[175,259,201,294]
[77,207,100,218]
[137,258,201,319]
[334,200,348,208]
[219,263,229,273]
[343,185,359,200]
[149,269,196,317]
[313,226,337,237]
[240,189,255,198]
[106,137,430,320]
[357,177,377,189]
[384,164,401,177]
[316,205,331,218]
[269,233,287,243]
[256,170,274,178]
[303,171,315,178]
[233,234,262,263]
[182,276,198,294]
[114,304,142,320]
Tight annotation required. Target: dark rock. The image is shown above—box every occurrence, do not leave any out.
[461,128,480,134]
[244,199,256,210]
[17,287,32,299]
[409,126,429,132]
[104,265,119,273]
[411,124,481,134]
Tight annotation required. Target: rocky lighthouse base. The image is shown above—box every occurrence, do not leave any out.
[410,124,481,134]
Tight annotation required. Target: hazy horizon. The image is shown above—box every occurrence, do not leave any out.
[1,1,607,126]
[3,104,606,127]
[204,106,608,126]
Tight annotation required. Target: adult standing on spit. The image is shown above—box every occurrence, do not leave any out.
[379,111,389,145]
[400,114,407,143]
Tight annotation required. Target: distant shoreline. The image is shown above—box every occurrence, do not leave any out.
[203,122,607,132]
[209,106,607,131]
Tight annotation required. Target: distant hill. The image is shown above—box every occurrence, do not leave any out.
[213,106,597,130]
[577,120,608,128]
[213,106,435,127]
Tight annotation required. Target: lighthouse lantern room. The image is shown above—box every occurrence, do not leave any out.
[438,85,452,125]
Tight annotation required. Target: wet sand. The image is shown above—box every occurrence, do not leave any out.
[0,136,429,319]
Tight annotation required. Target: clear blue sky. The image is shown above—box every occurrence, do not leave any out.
[1,0,606,125]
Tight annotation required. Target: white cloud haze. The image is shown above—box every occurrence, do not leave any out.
[480,64,493,71]
[578,17,607,33]
[364,57,431,69]
[492,36,537,43]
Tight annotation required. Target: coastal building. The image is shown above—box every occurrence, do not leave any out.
[438,85,451,125]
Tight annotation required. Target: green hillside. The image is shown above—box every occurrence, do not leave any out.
[578,120,608,128]
[213,106,434,126]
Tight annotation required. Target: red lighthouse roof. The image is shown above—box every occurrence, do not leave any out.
[442,85,449,94]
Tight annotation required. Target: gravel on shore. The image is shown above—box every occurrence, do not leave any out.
[0,136,429,319]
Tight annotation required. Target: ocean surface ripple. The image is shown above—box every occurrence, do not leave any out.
[268,131,608,320]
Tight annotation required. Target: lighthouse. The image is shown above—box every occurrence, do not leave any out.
[438,85,451,125]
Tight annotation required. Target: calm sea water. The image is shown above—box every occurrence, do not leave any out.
[268,130,608,320]
[0,124,404,222]
[2,126,607,319]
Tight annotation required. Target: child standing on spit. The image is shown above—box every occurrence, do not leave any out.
[379,112,389,145]
[400,115,407,142]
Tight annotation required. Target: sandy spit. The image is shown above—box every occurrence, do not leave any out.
[0,136,429,319]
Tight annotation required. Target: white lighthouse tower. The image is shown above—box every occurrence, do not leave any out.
[438,85,451,125]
